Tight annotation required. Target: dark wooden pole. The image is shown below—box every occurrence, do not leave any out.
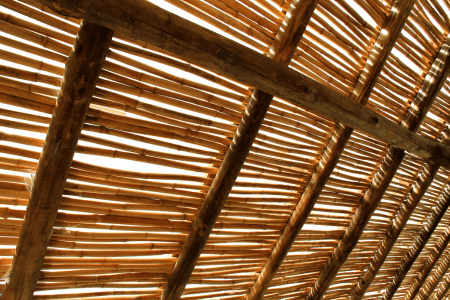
[382,186,450,299]
[32,0,450,168]
[248,2,415,299]
[161,1,318,299]
[303,2,417,299]
[0,21,113,300]
[406,227,450,300]
[350,34,450,300]
[417,247,450,299]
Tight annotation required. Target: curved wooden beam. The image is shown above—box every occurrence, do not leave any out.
[161,0,319,299]
[32,0,450,168]
[303,2,417,299]
[350,33,450,300]
[382,186,450,299]
[0,21,113,300]
[406,227,450,300]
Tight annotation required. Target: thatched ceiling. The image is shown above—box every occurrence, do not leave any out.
[0,0,450,299]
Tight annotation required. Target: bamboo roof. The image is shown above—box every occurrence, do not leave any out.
[1,0,450,299]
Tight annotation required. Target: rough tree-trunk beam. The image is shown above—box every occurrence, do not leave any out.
[350,33,450,300]
[0,21,113,300]
[382,186,450,299]
[248,1,415,299]
[432,274,450,300]
[32,0,450,168]
[406,227,450,300]
[304,1,417,299]
[161,1,318,299]
[417,245,450,299]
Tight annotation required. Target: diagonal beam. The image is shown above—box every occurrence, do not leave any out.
[417,243,450,299]
[349,34,450,300]
[32,0,450,168]
[248,1,415,299]
[160,1,319,299]
[0,21,113,300]
[303,2,417,299]
[432,274,450,300]
[406,227,450,300]
[382,184,450,299]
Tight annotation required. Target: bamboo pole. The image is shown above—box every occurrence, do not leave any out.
[417,248,450,299]
[349,33,450,300]
[405,227,450,299]
[1,21,113,300]
[160,1,319,300]
[247,2,416,300]
[29,0,450,167]
[382,186,450,299]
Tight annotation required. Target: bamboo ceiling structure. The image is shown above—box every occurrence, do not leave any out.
[2,0,450,299]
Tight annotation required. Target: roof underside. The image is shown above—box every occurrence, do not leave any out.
[1,0,450,299]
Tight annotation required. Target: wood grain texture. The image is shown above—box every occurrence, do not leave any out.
[382,186,450,300]
[161,1,318,299]
[350,33,450,300]
[0,21,113,300]
[31,0,450,168]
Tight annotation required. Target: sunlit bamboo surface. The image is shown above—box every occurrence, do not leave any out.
[0,0,450,299]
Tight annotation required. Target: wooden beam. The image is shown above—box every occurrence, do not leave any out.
[32,0,450,168]
[349,33,450,300]
[432,274,450,300]
[382,185,450,299]
[301,2,416,299]
[160,1,318,299]
[406,227,450,300]
[248,1,414,299]
[0,21,113,300]
[417,246,450,299]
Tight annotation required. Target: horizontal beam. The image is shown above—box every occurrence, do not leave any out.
[33,0,450,168]
[0,21,113,300]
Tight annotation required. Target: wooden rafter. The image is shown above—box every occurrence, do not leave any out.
[303,1,417,299]
[417,246,450,299]
[161,1,319,298]
[30,0,450,168]
[432,274,450,300]
[247,1,415,299]
[349,33,450,300]
[382,185,450,299]
[0,21,113,300]
[406,227,450,300]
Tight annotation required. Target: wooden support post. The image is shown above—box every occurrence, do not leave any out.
[248,2,415,299]
[0,21,113,300]
[406,227,450,300]
[349,33,450,300]
[302,2,416,299]
[382,186,450,299]
[32,0,450,168]
[417,246,450,299]
[161,1,318,299]
[432,274,450,300]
